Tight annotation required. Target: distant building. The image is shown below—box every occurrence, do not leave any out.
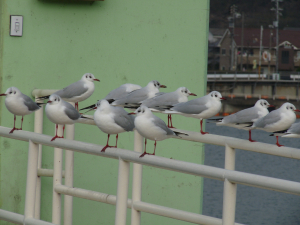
[209,28,300,73]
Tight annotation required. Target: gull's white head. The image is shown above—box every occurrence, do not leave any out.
[81,73,100,82]
[134,105,152,117]
[255,99,272,108]
[208,91,225,101]
[47,94,62,105]
[95,99,111,111]
[176,87,197,97]
[0,87,22,97]
[147,80,167,90]
[280,102,299,113]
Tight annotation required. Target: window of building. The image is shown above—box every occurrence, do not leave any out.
[221,49,226,55]
[281,51,289,64]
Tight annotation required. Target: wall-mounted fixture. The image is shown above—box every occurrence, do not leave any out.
[10,15,23,37]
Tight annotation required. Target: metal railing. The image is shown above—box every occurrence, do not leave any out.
[0,89,300,225]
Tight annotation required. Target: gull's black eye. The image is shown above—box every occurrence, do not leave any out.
[215,94,217,97]
[290,107,293,109]
[14,91,16,94]
[264,103,267,105]
[89,76,92,78]
[9,92,12,94]
[142,110,145,113]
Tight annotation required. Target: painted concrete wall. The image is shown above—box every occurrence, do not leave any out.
[0,0,209,224]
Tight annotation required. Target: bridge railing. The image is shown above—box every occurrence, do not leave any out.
[0,90,300,225]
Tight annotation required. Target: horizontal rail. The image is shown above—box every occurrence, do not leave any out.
[0,209,56,225]
[32,89,58,98]
[1,126,300,196]
[55,184,243,225]
[37,168,65,178]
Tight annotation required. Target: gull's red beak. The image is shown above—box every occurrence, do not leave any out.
[128,112,136,115]
[268,105,275,108]
[294,109,300,112]
[0,93,7,96]
[160,85,167,88]
[47,100,53,103]
[93,107,97,110]
[189,93,197,96]
[93,79,100,82]
[220,97,226,100]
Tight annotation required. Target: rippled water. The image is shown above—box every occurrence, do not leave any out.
[203,120,300,225]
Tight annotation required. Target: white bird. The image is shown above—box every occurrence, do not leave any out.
[212,99,273,142]
[45,94,83,141]
[271,122,300,138]
[39,73,100,110]
[164,91,225,134]
[93,100,135,152]
[79,83,142,111]
[132,106,187,157]
[0,87,43,134]
[140,87,197,128]
[111,80,166,107]
[251,102,300,147]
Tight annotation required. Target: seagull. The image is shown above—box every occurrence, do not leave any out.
[111,80,166,107]
[251,102,300,147]
[45,94,84,141]
[271,122,300,138]
[93,99,135,152]
[0,87,43,134]
[79,83,142,111]
[211,99,273,142]
[38,73,100,110]
[163,91,225,134]
[132,106,187,158]
[140,87,197,128]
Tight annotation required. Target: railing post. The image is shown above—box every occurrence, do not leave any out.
[131,130,144,225]
[222,144,237,225]
[115,157,130,225]
[52,125,64,225]
[64,102,75,225]
[34,98,44,219]
[24,140,39,221]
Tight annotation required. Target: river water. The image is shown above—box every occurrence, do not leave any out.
[203,120,300,225]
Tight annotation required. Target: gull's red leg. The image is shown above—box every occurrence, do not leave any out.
[167,115,170,128]
[248,130,256,142]
[200,119,209,135]
[139,139,149,158]
[168,115,176,128]
[114,134,119,148]
[51,124,64,141]
[75,102,79,111]
[101,134,110,152]
[276,136,284,147]
[151,140,157,156]
[62,125,65,138]
[9,115,17,134]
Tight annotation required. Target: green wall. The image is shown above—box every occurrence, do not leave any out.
[0,0,209,224]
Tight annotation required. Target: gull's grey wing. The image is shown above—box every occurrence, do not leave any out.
[105,85,128,100]
[22,94,40,111]
[63,102,81,120]
[254,110,281,128]
[287,123,300,134]
[223,107,260,124]
[113,107,135,131]
[142,92,179,108]
[55,80,88,98]
[172,97,208,114]
[113,88,149,105]
[151,116,174,136]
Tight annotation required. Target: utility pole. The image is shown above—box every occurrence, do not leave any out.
[268,25,274,78]
[271,0,283,74]
[240,12,244,71]
[258,26,263,79]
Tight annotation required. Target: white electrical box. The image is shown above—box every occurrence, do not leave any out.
[10,15,23,36]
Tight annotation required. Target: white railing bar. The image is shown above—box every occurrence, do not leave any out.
[132,201,244,225]
[131,130,144,225]
[32,89,58,97]
[52,125,64,225]
[0,209,57,225]
[37,168,65,178]
[222,145,237,225]
[54,184,243,225]
[24,140,39,222]
[1,127,300,195]
[33,97,44,219]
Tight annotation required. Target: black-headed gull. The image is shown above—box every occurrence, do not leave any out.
[212,99,273,142]
[39,73,100,110]
[93,99,135,152]
[79,83,142,111]
[0,87,43,134]
[140,87,197,128]
[251,102,300,147]
[163,91,225,134]
[46,94,84,141]
[111,80,166,107]
[132,106,187,158]
[272,122,300,138]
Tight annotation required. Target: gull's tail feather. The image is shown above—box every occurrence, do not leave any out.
[208,118,223,123]
[80,103,96,111]
[173,131,188,137]
[36,95,50,100]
